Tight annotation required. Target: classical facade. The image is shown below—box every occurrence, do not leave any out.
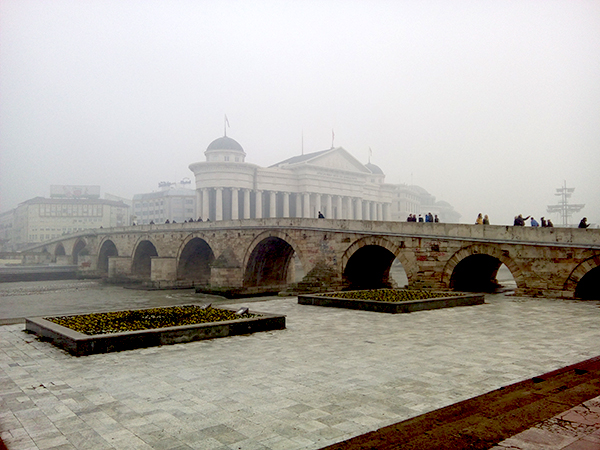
[189,135,459,223]
[132,180,197,225]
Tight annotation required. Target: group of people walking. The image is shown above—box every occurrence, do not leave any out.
[512,215,554,227]
[407,213,439,223]
[511,214,554,227]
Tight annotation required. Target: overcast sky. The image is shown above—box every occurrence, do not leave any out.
[1,0,599,225]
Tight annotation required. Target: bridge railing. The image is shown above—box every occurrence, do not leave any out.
[24,217,600,252]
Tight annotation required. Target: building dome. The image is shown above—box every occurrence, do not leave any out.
[206,136,245,153]
[365,162,384,175]
[204,135,246,163]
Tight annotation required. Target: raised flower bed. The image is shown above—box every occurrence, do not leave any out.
[298,289,484,313]
[25,304,286,356]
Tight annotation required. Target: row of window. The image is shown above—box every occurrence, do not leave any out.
[135,201,165,209]
[29,226,95,241]
[38,204,104,217]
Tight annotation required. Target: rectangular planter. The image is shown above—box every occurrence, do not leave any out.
[25,306,286,356]
[298,291,484,313]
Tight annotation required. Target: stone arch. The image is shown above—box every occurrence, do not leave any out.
[341,236,413,289]
[97,239,118,274]
[72,239,87,266]
[131,238,158,278]
[243,231,302,288]
[55,243,66,257]
[565,255,600,299]
[176,235,215,285]
[442,244,523,292]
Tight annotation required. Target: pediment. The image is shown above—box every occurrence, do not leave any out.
[303,148,370,174]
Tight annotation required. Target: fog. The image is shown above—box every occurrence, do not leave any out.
[1,1,599,225]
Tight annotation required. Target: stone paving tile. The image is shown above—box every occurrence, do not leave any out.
[491,395,600,450]
[2,293,600,450]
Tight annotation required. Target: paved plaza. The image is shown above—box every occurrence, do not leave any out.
[1,290,600,450]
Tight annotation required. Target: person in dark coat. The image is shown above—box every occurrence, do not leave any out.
[579,217,590,228]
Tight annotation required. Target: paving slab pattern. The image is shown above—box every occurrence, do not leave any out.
[490,395,600,450]
[1,293,600,450]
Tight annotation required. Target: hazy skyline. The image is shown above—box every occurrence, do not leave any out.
[1,1,599,225]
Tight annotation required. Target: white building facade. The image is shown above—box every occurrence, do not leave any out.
[189,135,459,223]
[189,136,396,221]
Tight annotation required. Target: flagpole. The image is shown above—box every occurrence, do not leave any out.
[224,115,230,136]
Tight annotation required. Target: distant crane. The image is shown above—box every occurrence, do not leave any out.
[546,181,585,227]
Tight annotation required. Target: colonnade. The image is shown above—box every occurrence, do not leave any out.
[197,188,391,221]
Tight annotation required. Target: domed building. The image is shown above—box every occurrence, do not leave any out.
[188,134,459,222]
[204,136,246,163]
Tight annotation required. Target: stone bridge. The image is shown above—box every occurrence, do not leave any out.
[27,218,600,299]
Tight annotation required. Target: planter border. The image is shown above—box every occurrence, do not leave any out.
[25,305,286,356]
[298,290,484,313]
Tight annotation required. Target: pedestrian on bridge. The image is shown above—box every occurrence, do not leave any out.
[530,217,539,227]
[579,217,590,229]
[475,213,483,224]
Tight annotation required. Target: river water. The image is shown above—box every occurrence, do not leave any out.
[0,264,516,324]
[0,280,238,324]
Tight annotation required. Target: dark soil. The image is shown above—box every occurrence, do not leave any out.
[321,356,600,450]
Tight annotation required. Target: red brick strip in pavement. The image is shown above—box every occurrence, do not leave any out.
[321,356,600,450]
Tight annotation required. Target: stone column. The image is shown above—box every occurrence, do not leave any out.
[345,196,353,219]
[377,203,383,221]
[326,195,333,219]
[255,190,263,219]
[243,189,250,219]
[231,188,239,220]
[315,194,322,218]
[283,192,290,217]
[296,193,302,217]
[383,203,391,221]
[269,191,276,218]
[202,189,209,221]
[336,196,343,219]
[303,193,310,218]
[196,190,201,220]
[215,188,223,221]
[356,198,362,220]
